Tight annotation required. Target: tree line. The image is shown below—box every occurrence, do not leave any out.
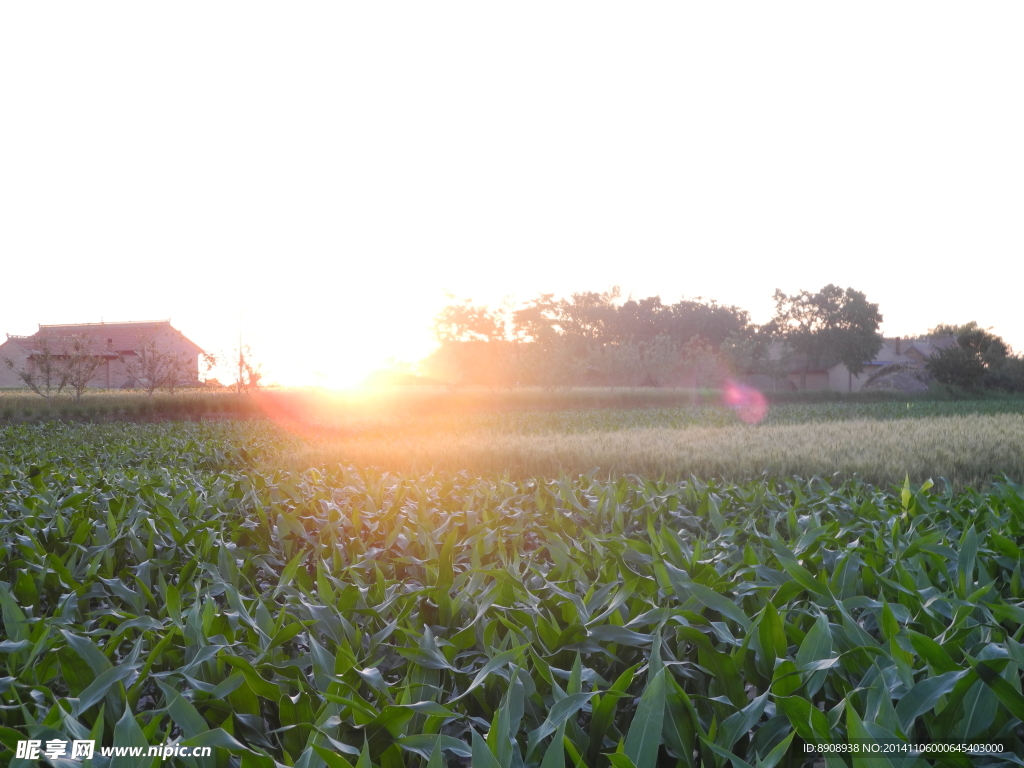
[422,285,1024,392]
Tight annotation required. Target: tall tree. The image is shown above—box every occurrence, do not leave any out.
[926,322,1011,390]
[770,284,883,390]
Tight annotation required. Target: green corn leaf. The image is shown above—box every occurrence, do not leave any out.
[776,696,830,744]
[396,735,473,759]
[623,668,666,768]
[312,746,355,768]
[974,659,1024,721]
[845,700,897,768]
[907,631,959,675]
[180,729,256,753]
[471,729,504,768]
[668,568,752,632]
[527,693,598,757]
[772,660,801,697]
[587,663,641,767]
[157,679,211,738]
[757,730,795,768]
[892,667,970,733]
[453,644,528,701]
[111,705,150,768]
[540,724,567,768]
[697,737,755,768]
[757,602,786,665]
[606,754,638,768]
[957,525,978,597]
[717,691,768,751]
[74,664,137,715]
[61,630,113,678]
[223,654,283,701]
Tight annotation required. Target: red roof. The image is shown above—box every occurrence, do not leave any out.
[7,320,203,356]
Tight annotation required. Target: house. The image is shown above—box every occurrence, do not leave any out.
[754,335,958,392]
[0,320,203,389]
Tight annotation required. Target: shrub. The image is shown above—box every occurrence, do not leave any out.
[926,344,986,389]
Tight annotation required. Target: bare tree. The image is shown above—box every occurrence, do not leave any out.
[61,335,106,401]
[118,336,195,396]
[3,338,69,399]
[199,351,218,384]
[233,344,262,394]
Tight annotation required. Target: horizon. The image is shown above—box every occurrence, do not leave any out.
[0,291,1012,389]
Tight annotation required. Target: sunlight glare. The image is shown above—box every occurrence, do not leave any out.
[721,379,769,425]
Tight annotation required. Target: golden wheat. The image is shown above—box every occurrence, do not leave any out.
[280,413,1024,487]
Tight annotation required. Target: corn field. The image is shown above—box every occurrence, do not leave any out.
[2,422,1023,766]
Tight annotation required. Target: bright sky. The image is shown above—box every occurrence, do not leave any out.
[2,4,1021,387]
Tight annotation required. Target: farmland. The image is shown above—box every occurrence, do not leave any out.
[280,397,1024,488]
[2,418,1024,767]
[2,386,1024,427]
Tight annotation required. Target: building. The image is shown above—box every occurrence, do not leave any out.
[0,320,203,389]
[755,335,958,392]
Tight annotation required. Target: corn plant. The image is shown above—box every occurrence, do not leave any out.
[1,422,1023,767]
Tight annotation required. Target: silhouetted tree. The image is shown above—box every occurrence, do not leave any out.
[769,284,883,389]
[927,322,1013,391]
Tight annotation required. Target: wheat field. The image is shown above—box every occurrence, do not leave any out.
[279,412,1024,487]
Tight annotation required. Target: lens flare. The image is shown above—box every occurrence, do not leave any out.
[721,379,768,424]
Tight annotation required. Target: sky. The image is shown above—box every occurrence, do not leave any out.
[1,4,1021,387]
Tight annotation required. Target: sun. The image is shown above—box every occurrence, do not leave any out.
[312,365,374,390]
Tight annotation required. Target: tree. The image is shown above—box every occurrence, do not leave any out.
[200,352,219,384]
[925,345,986,390]
[946,322,1008,368]
[4,335,105,401]
[433,299,508,343]
[60,335,106,401]
[232,344,263,394]
[926,322,1012,391]
[663,298,751,349]
[426,299,522,388]
[721,327,790,385]
[118,336,195,396]
[430,289,758,389]
[679,336,724,389]
[3,338,68,399]
[769,284,883,390]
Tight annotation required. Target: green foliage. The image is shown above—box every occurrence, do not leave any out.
[769,284,883,383]
[927,323,1024,393]
[427,290,752,388]
[1,422,1024,766]
[0,390,267,424]
[928,345,987,389]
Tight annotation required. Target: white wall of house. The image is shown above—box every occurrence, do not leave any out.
[0,341,30,388]
[826,363,883,392]
[785,370,831,390]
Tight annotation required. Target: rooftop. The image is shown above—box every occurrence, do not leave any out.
[5,320,203,354]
